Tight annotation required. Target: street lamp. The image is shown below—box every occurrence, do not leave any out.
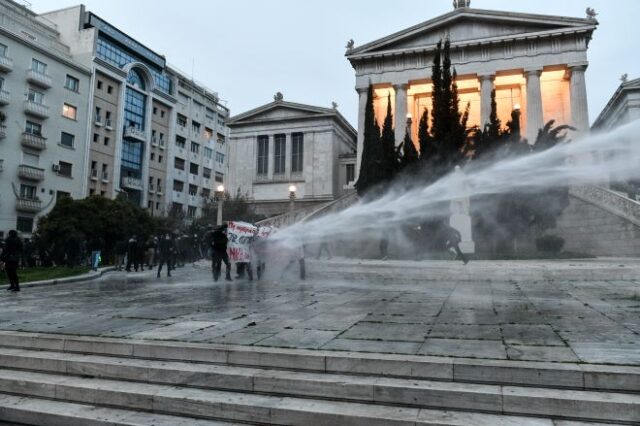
[288,184,297,213]
[215,184,225,226]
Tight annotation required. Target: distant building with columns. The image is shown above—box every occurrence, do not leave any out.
[346,2,597,178]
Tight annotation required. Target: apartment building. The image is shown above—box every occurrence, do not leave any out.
[42,5,229,219]
[0,0,91,236]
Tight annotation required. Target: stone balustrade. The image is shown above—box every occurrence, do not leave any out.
[570,185,640,227]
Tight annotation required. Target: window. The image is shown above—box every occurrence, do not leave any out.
[216,152,225,163]
[95,106,101,121]
[97,80,103,90]
[150,152,155,161]
[58,161,72,177]
[217,133,226,144]
[192,121,201,134]
[104,136,110,146]
[187,205,197,218]
[215,172,224,183]
[161,110,165,118]
[292,132,304,173]
[20,184,37,199]
[101,164,108,180]
[174,157,185,171]
[93,133,99,143]
[89,189,95,195]
[201,188,210,198]
[177,114,187,127]
[274,134,286,174]
[27,88,44,104]
[158,155,163,164]
[204,147,213,159]
[22,152,39,166]
[205,108,215,120]
[346,164,355,183]
[153,107,157,115]
[157,178,162,189]
[65,75,79,92]
[56,191,70,200]
[31,58,47,74]
[0,43,7,57]
[107,85,113,94]
[16,217,34,233]
[173,180,184,192]
[25,121,42,136]
[189,162,199,175]
[60,132,74,148]
[203,167,212,179]
[62,103,77,120]
[175,135,186,149]
[178,92,190,104]
[127,68,146,90]
[188,184,198,196]
[91,161,97,171]
[204,127,213,139]
[190,141,200,154]
[257,135,268,175]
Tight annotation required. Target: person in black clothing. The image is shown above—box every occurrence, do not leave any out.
[1,230,23,292]
[125,235,139,272]
[156,233,175,278]
[211,225,232,282]
[438,223,469,265]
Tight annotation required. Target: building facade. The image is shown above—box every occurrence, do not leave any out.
[592,77,640,131]
[346,2,597,178]
[42,5,230,220]
[0,0,91,236]
[227,95,357,217]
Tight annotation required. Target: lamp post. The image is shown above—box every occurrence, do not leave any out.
[288,184,297,214]
[215,184,225,226]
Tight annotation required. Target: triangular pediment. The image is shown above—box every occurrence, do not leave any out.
[228,101,336,125]
[348,8,596,57]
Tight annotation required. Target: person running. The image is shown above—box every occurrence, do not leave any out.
[1,230,23,292]
[438,223,469,265]
[211,225,232,282]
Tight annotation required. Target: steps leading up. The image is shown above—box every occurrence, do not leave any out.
[0,332,635,425]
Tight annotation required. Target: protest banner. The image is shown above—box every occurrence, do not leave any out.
[227,221,257,262]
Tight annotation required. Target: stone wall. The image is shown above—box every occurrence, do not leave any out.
[551,194,640,257]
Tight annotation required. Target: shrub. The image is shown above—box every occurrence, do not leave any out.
[535,235,565,255]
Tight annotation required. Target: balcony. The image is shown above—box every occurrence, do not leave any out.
[0,55,13,73]
[24,100,49,119]
[123,126,146,142]
[21,132,47,150]
[90,169,98,181]
[121,176,143,191]
[105,119,113,130]
[15,197,42,213]
[0,126,5,139]
[26,69,52,89]
[0,89,9,105]
[18,164,45,181]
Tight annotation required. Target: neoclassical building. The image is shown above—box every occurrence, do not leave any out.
[227,95,357,217]
[346,1,598,177]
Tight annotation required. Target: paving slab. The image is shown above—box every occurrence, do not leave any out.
[0,259,637,367]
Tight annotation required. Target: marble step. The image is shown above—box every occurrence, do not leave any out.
[0,331,638,392]
[0,369,625,426]
[0,393,238,426]
[0,353,638,424]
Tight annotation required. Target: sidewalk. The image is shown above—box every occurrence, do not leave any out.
[18,266,116,289]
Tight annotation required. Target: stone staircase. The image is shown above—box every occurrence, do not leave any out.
[256,191,358,228]
[0,332,637,425]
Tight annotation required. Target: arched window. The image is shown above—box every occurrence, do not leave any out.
[127,68,146,90]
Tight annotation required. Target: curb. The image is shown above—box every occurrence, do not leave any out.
[19,267,117,289]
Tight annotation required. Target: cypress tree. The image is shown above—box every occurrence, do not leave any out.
[487,89,501,141]
[380,93,397,181]
[355,85,382,195]
[418,108,434,164]
[400,130,419,169]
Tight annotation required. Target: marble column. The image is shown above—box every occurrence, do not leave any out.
[525,68,544,144]
[355,87,368,181]
[569,64,589,135]
[393,83,409,145]
[479,74,495,128]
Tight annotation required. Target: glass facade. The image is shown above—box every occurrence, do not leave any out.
[124,87,145,130]
[96,36,172,94]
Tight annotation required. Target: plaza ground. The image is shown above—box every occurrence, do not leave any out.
[0,257,638,366]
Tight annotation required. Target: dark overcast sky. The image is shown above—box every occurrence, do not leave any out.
[33,0,639,126]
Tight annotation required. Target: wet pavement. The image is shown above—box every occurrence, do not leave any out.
[0,258,639,365]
